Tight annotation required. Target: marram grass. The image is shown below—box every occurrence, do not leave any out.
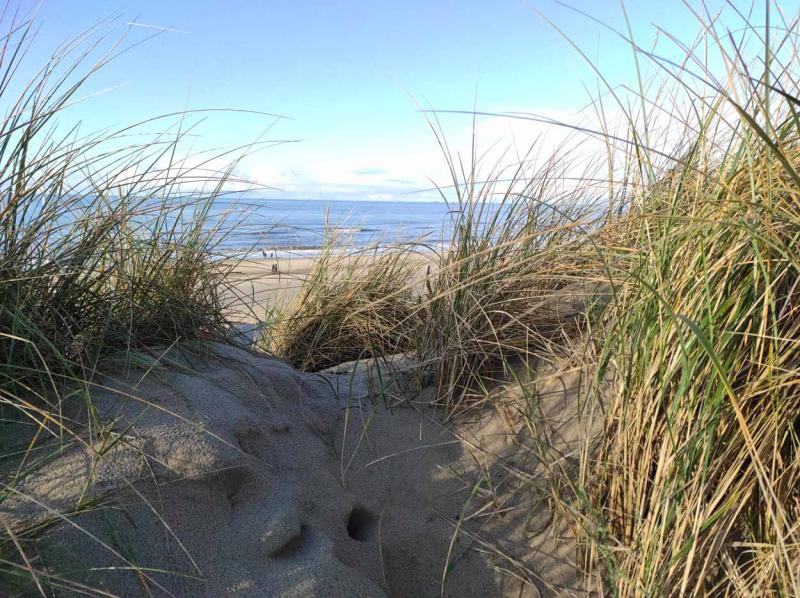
[267,240,421,371]
[0,16,250,595]
[585,140,800,595]
[1,2,800,597]
[549,4,800,595]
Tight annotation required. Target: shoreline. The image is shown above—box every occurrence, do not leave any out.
[218,240,450,262]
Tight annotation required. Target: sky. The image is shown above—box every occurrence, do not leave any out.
[8,0,738,200]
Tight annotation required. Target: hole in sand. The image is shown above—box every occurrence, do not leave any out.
[217,466,254,507]
[270,525,305,558]
[346,507,376,542]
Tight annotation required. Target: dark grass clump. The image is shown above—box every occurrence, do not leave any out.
[0,195,233,379]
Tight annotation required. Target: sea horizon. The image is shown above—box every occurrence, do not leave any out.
[213,197,457,258]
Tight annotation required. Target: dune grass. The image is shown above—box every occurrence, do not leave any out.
[0,16,256,595]
[585,138,800,596]
[1,1,799,596]
[523,4,800,595]
[266,239,421,371]
[414,132,604,409]
[583,105,800,594]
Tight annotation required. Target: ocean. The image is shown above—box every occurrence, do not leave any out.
[213,198,456,258]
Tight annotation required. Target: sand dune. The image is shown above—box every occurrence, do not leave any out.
[3,343,583,596]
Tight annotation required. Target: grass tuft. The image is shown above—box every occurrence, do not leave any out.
[0,15,256,595]
[415,136,602,409]
[266,240,421,371]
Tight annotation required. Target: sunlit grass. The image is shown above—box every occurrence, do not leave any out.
[413,133,604,410]
[266,237,421,371]
[533,3,800,594]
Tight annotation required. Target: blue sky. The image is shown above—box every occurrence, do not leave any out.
[12,1,726,200]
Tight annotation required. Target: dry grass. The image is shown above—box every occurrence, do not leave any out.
[266,241,421,371]
[520,4,800,595]
[581,142,800,595]
[414,133,605,409]
[0,16,265,595]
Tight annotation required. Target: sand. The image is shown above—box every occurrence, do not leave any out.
[225,256,316,320]
[3,342,586,597]
[224,253,437,324]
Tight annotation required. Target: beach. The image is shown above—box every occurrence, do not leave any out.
[226,256,316,317]
[226,252,438,323]
[2,3,798,596]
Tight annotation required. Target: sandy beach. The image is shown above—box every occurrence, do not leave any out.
[226,256,316,318]
[226,253,438,323]
[3,3,797,596]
